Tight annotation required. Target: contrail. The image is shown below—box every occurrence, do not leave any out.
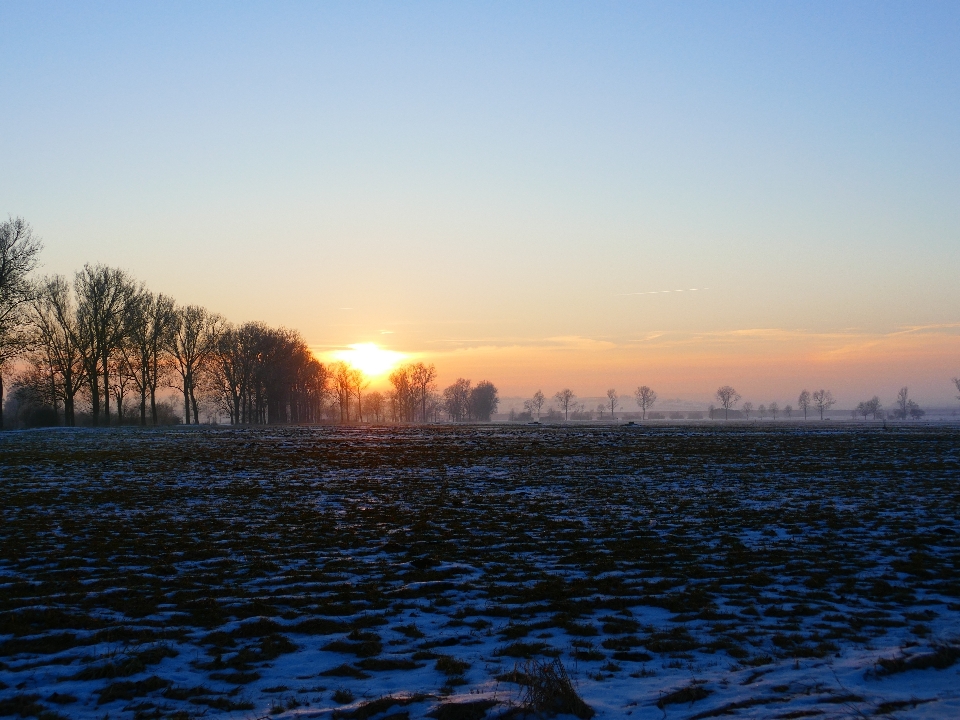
[618,288,710,296]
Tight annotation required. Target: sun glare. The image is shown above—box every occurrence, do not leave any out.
[333,343,407,377]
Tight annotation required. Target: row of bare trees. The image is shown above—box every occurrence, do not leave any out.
[322,367,499,424]
[17,265,331,427]
[0,217,334,427]
[514,386,659,422]
[0,218,493,428]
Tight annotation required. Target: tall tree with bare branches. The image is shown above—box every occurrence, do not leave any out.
[606,388,619,421]
[410,362,437,423]
[0,217,43,428]
[352,367,369,422]
[389,365,414,422]
[30,276,86,426]
[524,390,546,421]
[812,389,835,420]
[715,385,740,420]
[331,361,354,423]
[166,304,223,424]
[125,289,176,425]
[797,390,811,420]
[75,264,137,426]
[634,385,657,420]
[554,388,575,421]
[443,378,472,422]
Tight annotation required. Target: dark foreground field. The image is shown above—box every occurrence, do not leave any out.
[1,424,959,719]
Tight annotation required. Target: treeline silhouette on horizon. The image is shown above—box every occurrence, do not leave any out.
[0,217,504,429]
[1,217,956,429]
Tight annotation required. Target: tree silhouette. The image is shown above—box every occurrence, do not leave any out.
[797,390,811,420]
[0,217,42,429]
[469,380,499,421]
[812,389,835,420]
[554,388,575,421]
[634,385,657,420]
[715,386,740,419]
[606,388,619,421]
[443,378,472,422]
[524,390,546,421]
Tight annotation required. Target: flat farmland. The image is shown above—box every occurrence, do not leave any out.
[1,424,959,719]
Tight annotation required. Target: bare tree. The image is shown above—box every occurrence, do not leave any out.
[109,350,136,424]
[367,391,385,423]
[634,385,657,420]
[606,388,619,421]
[389,365,414,422]
[0,217,43,428]
[812,389,835,420]
[554,388,575,421]
[331,361,354,423]
[125,289,176,425]
[524,390,546,421]
[742,401,753,419]
[443,378,472,422]
[715,385,740,420]
[757,404,766,420]
[954,376,960,402]
[352,367,369,422]
[211,323,245,424]
[410,362,437,423]
[30,276,87,426]
[75,264,137,426]
[783,403,793,418]
[166,304,223,424]
[769,401,779,420]
[469,380,499,421]
[797,390,811,420]
[896,386,909,420]
[857,396,882,420]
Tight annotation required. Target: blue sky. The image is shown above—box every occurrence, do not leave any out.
[2,2,958,401]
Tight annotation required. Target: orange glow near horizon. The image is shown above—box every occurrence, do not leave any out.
[331,343,408,378]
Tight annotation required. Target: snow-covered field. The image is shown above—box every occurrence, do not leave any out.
[1,424,959,720]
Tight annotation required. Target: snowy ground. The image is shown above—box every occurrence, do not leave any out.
[1,424,959,720]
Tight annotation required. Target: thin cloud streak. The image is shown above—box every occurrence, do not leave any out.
[618,288,710,296]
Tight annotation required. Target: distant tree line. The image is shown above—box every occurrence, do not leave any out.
[508,382,940,423]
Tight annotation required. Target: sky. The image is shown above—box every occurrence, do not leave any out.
[2,1,959,406]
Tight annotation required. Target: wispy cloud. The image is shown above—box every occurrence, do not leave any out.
[618,288,710,296]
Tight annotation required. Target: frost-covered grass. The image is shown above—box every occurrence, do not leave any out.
[1,423,959,719]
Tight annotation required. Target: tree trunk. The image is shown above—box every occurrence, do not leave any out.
[191,387,199,424]
[65,395,75,427]
[150,387,158,425]
[183,377,191,425]
[0,372,4,430]
[90,375,100,427]
[140,388,147,426]
[102,352,111,425]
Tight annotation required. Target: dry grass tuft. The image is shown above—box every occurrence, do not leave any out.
[514,658,594,718]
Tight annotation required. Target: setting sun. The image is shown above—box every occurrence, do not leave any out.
[332,343,407,378]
